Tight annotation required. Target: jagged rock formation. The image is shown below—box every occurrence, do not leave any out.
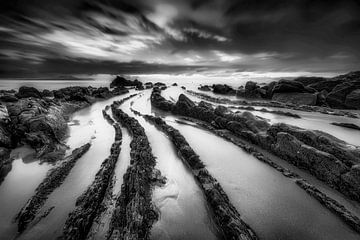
[179,117,360,233]
[331,122,360,130]
[187,90,359,118]
[107,103,162,240]
[151,89,360,202]
[0,85,129,183]
[60,109,122,240]
[143,114,258,240]
[236,71,360,109]
[16,143,91,232]
[110,76,143,89]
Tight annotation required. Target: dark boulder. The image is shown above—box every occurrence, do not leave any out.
[272,80,306,93]
[272,92,317,105]
[331,122,360,131]
[293,77,327,86]
[345,89,360,109]
[326,82,360,109]
[41,89,54,98]
[145,82,153,89]
[198,85,211,91]
[16,86,42,99]
[110,76,143,89]
[212,84,235,95]
[0,94,18,102]
[91,87,112,98]
[173,94,196,115]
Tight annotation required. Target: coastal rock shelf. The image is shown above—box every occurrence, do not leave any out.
[149,87,360,231]
[0,85,129,185]
[16,143,91,232]
[187,90,359,119]
[176,117,360,234]
[142,113,258,240]
[60,107,123,240]
[107,101,162,240]
[150,88,360,202]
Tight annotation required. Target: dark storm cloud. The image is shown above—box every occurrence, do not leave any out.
[0,0,359,77]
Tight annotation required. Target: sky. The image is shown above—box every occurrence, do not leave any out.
[0,0,359,78]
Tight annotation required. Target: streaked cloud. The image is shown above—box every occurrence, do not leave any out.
[0,0,359,77]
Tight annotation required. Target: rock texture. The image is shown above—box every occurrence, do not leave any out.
[236,71,360,109]
[212,84,236,95]
[60,109,122,240]
[110,76,143,89]
[179,117,360,234]
[331,122,360,131]
[187,90,359,118]
[143,115,258,240]
[107,102,161,240]
[16,143,91,232]
[151,89,360,202]
[0,85,128,168]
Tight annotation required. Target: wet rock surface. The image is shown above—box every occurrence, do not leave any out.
[178,117,360,234]
[235,71,360,109]
[110,76,143,89]
[143,114,258,240]
[16,143,91,233]
[60,109,122,240]
[107,100,161,240]
[151,89,360,202]
[0,85,128,177]
[188,90,359,118]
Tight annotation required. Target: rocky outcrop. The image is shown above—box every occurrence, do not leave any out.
[212,84,236,95]
[187,90,359,118]
[16,143,91,232]
[110,76,143,89]
[234,71,360,109]
[150,87,174,112]
[326,81,360,109]
[144,82,153,89]
[0,85,128,164]
[107,104,162,240]
[345,89,360,109]
[230,105,301,118]
[180,117,360,234]
[6,98,70,161]
[151,89,360,202]
[272,92,317,105]
[143,115,258,240]
[0,147,11,184]
[331,122,360,130]
[60,109,122,240]
[16,86,42,99]
[198,85,211,91]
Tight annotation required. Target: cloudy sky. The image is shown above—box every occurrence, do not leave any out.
[0,0,359,77]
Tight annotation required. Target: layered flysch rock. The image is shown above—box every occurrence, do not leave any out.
[150,89,360,202]
[60,109,122,240]
[143,114,258,240]
[180,117,360,233]
[235,71,360,109]
[16,143,91,232]
[108,103,162,240]
[0,85,129,184]
[188,90,359,118]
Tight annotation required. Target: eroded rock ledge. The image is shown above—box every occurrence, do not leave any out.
[142,114,258,240]
[60,109,122,240]
[107,101,161,240]
[187,90,359,118]
[0,85,129,184]
[151,88,360,202]
[178,117,360,234]
[16,142,91,232]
